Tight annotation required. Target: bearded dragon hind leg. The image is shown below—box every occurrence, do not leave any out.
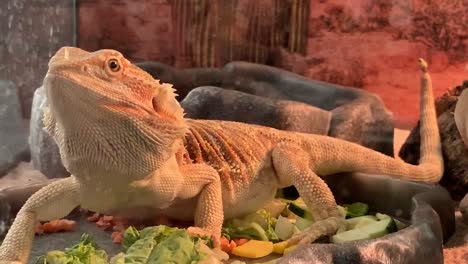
[272,144,346,246]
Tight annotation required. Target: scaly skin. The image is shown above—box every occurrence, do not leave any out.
[0,47,443,263]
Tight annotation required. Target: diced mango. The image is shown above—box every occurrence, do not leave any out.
[231,240,274,258]
[272,241,288,254]
[283,245,298,255]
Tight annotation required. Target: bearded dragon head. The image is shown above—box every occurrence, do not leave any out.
[43,47,188,175]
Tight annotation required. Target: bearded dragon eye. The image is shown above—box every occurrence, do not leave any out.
[108,59,120,72]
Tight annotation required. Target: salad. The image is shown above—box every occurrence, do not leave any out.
[36,190,408,263]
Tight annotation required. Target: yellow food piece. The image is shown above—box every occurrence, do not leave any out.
[283,245,298,255]
[231,240,274,258]
[272,241,288,254]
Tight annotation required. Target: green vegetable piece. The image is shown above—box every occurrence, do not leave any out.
[394,218,408,230]
[43,234,109,264]
[287,198,313,220]
[343,202,369,218]
[44,251,70,264]
[332,217,394,243]
[147,230,205,264]
[345,215,378,230]
[228,222,269,241]
[375,213,391,221]
[122,225,216,264]
[274,216,295,241]
[295,217,313,231]
[222,211,277,241]
[122,226,140,251]
[385,218,398,233]
[109,253,124,264]
[123,236,158,263]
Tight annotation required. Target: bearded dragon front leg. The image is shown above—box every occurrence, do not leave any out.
[175,164,224,247]
[0,177,80,264]
[272,145,345,246]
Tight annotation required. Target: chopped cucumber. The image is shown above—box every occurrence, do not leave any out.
[394,218,408,230]
[331,228,372,243]
[345,215,378,230]
[336,224,347,234]
[332,217,396,243]
[374,213,397,232]
[343,202,369,218]
[287,198,313,220]
[375,213,391,221]
[295,217,314,231]
[274,216,295,240]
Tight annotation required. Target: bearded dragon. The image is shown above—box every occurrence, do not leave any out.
[0,47,443,263]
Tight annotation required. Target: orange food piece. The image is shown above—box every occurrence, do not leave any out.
[220,237,238,254]
[112,221,127,232]
[220,237,232,254]
[41,219,76,233]
[229,240,237,252]
[87,213,100,222]
[102,215,114,222]
[111,231,123,244]
[94,215,116,230]
[233,238,249,246]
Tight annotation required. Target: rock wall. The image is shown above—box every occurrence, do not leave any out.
[0,0,75,119]
[77,0,174,64]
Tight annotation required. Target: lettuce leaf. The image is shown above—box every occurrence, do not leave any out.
[222,209,279,242]
[121,225,220,264]
[43,234,109,264]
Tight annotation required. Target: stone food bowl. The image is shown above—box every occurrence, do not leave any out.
[0,173,455,264]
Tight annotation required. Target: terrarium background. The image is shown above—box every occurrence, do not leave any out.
[77,0,467,128]
[1,0,467,129]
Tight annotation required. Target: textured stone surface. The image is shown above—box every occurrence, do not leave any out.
[454,88,468,146]
[0,0,75,118]
[29,86,69,179]
[78,0,173,64]
[399,81,468,201]
[461,194,468,225]
[136,62,226,102]
[329,95,395,157]
[0,81,29,176]
[221,62,395,156]
[181,86,332,135]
